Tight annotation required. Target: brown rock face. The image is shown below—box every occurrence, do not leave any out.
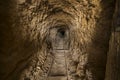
[105,0,120,80]
[0,0,115,80]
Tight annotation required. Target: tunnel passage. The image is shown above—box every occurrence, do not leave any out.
[0,0,116,80]
[49,26,70,50]
[47,25,70,80]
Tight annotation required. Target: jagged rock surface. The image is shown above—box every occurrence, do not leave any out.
[0,0,115,80]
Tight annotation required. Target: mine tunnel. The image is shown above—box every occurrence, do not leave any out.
[0,0,120,80]
[46,25,70,80]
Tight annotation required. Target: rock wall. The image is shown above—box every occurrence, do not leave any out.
[0,0,115,80]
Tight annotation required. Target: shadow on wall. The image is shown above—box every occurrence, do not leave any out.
[0,0,42,80]
[87,0,115,80]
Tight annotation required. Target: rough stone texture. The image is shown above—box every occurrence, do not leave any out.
[105,0,120,80]
[0,0,115,80]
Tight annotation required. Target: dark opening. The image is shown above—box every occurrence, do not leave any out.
[57,28,66,38]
